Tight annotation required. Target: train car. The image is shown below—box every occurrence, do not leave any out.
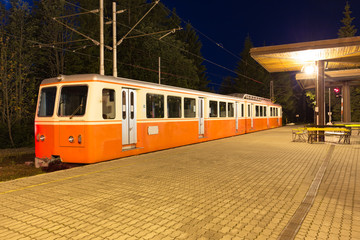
[34,74,282,168]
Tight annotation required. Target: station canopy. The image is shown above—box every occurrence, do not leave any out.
[250,36,360,89]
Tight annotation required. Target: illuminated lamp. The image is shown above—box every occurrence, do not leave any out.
[333,87,341,97]
[301,64,316,75]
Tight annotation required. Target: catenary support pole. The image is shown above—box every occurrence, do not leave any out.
[100,0,105,75]
[112,2,117,77]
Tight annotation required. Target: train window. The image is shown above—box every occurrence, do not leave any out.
[247,104,251,117]
[260,106,263,117]
[255,105,259,117]
[167,96,181,118]
[122,91,126,119]
[264,106,267,117]
[228,103,234,117]
[102,89,115,119]
[184,98,196,118]
[241,104,244,117]
[276,108,278,117]
[220,102,226,117]
[209,101,218,117]
[58,86,88,117]
[130,92,135,119]
[146,94,164,118]
[38,87,57,117]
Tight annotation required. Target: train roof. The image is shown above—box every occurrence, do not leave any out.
[41,74,281,106]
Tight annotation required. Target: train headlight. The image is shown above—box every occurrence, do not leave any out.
[36,134,40,142]
[78,135,82,144]
[68,136,74,143]
[40,135,45,142]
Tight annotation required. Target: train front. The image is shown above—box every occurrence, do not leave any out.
[34,76,89,168]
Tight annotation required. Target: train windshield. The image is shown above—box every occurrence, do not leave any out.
[38,87,57,117]
[58,86,88,118]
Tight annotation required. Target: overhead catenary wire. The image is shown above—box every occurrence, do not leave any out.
[125,28,181,40]
[156,36,264,84]
[158,3,182,29]
[54,9,100,19]
[63,0,148,16]
[160,4,261,71]
[117,0,160,45]
[2,0,265,87]
[52,17,113,50]
[2,32,196,82]
[160,4,239,58]
[60,0,264,85]
[34,39,90,47]
[3,31,239,92]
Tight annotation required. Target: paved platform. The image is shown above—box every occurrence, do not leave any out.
[0,126,359,240]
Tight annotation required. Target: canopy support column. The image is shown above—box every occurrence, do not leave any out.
[343,81,351,122]
[315,60,325,126]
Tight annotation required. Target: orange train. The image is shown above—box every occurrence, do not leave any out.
[34,74,282,167]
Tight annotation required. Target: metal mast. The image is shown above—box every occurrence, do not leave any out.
[112,2,117,77]
[100,0,105,75]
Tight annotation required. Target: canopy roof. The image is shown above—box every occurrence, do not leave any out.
[250,36,360,72]
[296,68,360,89]
[250,36,360,89]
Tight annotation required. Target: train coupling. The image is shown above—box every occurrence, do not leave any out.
[35,156,61,168]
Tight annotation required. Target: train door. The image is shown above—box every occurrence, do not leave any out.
[277,108,280,126]
[235,102,239,131]
[198,98,205,136]
[266,106,269,128]
[122,89,137,147]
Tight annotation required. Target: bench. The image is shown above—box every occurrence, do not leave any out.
[345,124,360,135]
[292,128,307,142]
[307,127,351,144]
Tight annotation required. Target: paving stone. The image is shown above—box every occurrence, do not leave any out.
[0,126,358,240]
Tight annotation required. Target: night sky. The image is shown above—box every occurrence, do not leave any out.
[161,0,360,87]
[2,0,360,87]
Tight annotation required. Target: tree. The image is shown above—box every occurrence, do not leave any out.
[176,22,209,90]
[220,35,270,98]
[0,0,37,147]
[338,1,357,38]
[33,0,80,78]
[0,0,211,148]
[271,72,310,124]
[337,1,360,122]
[105,0,203,89]
[8,0,36,121]
[0,35,17,147]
